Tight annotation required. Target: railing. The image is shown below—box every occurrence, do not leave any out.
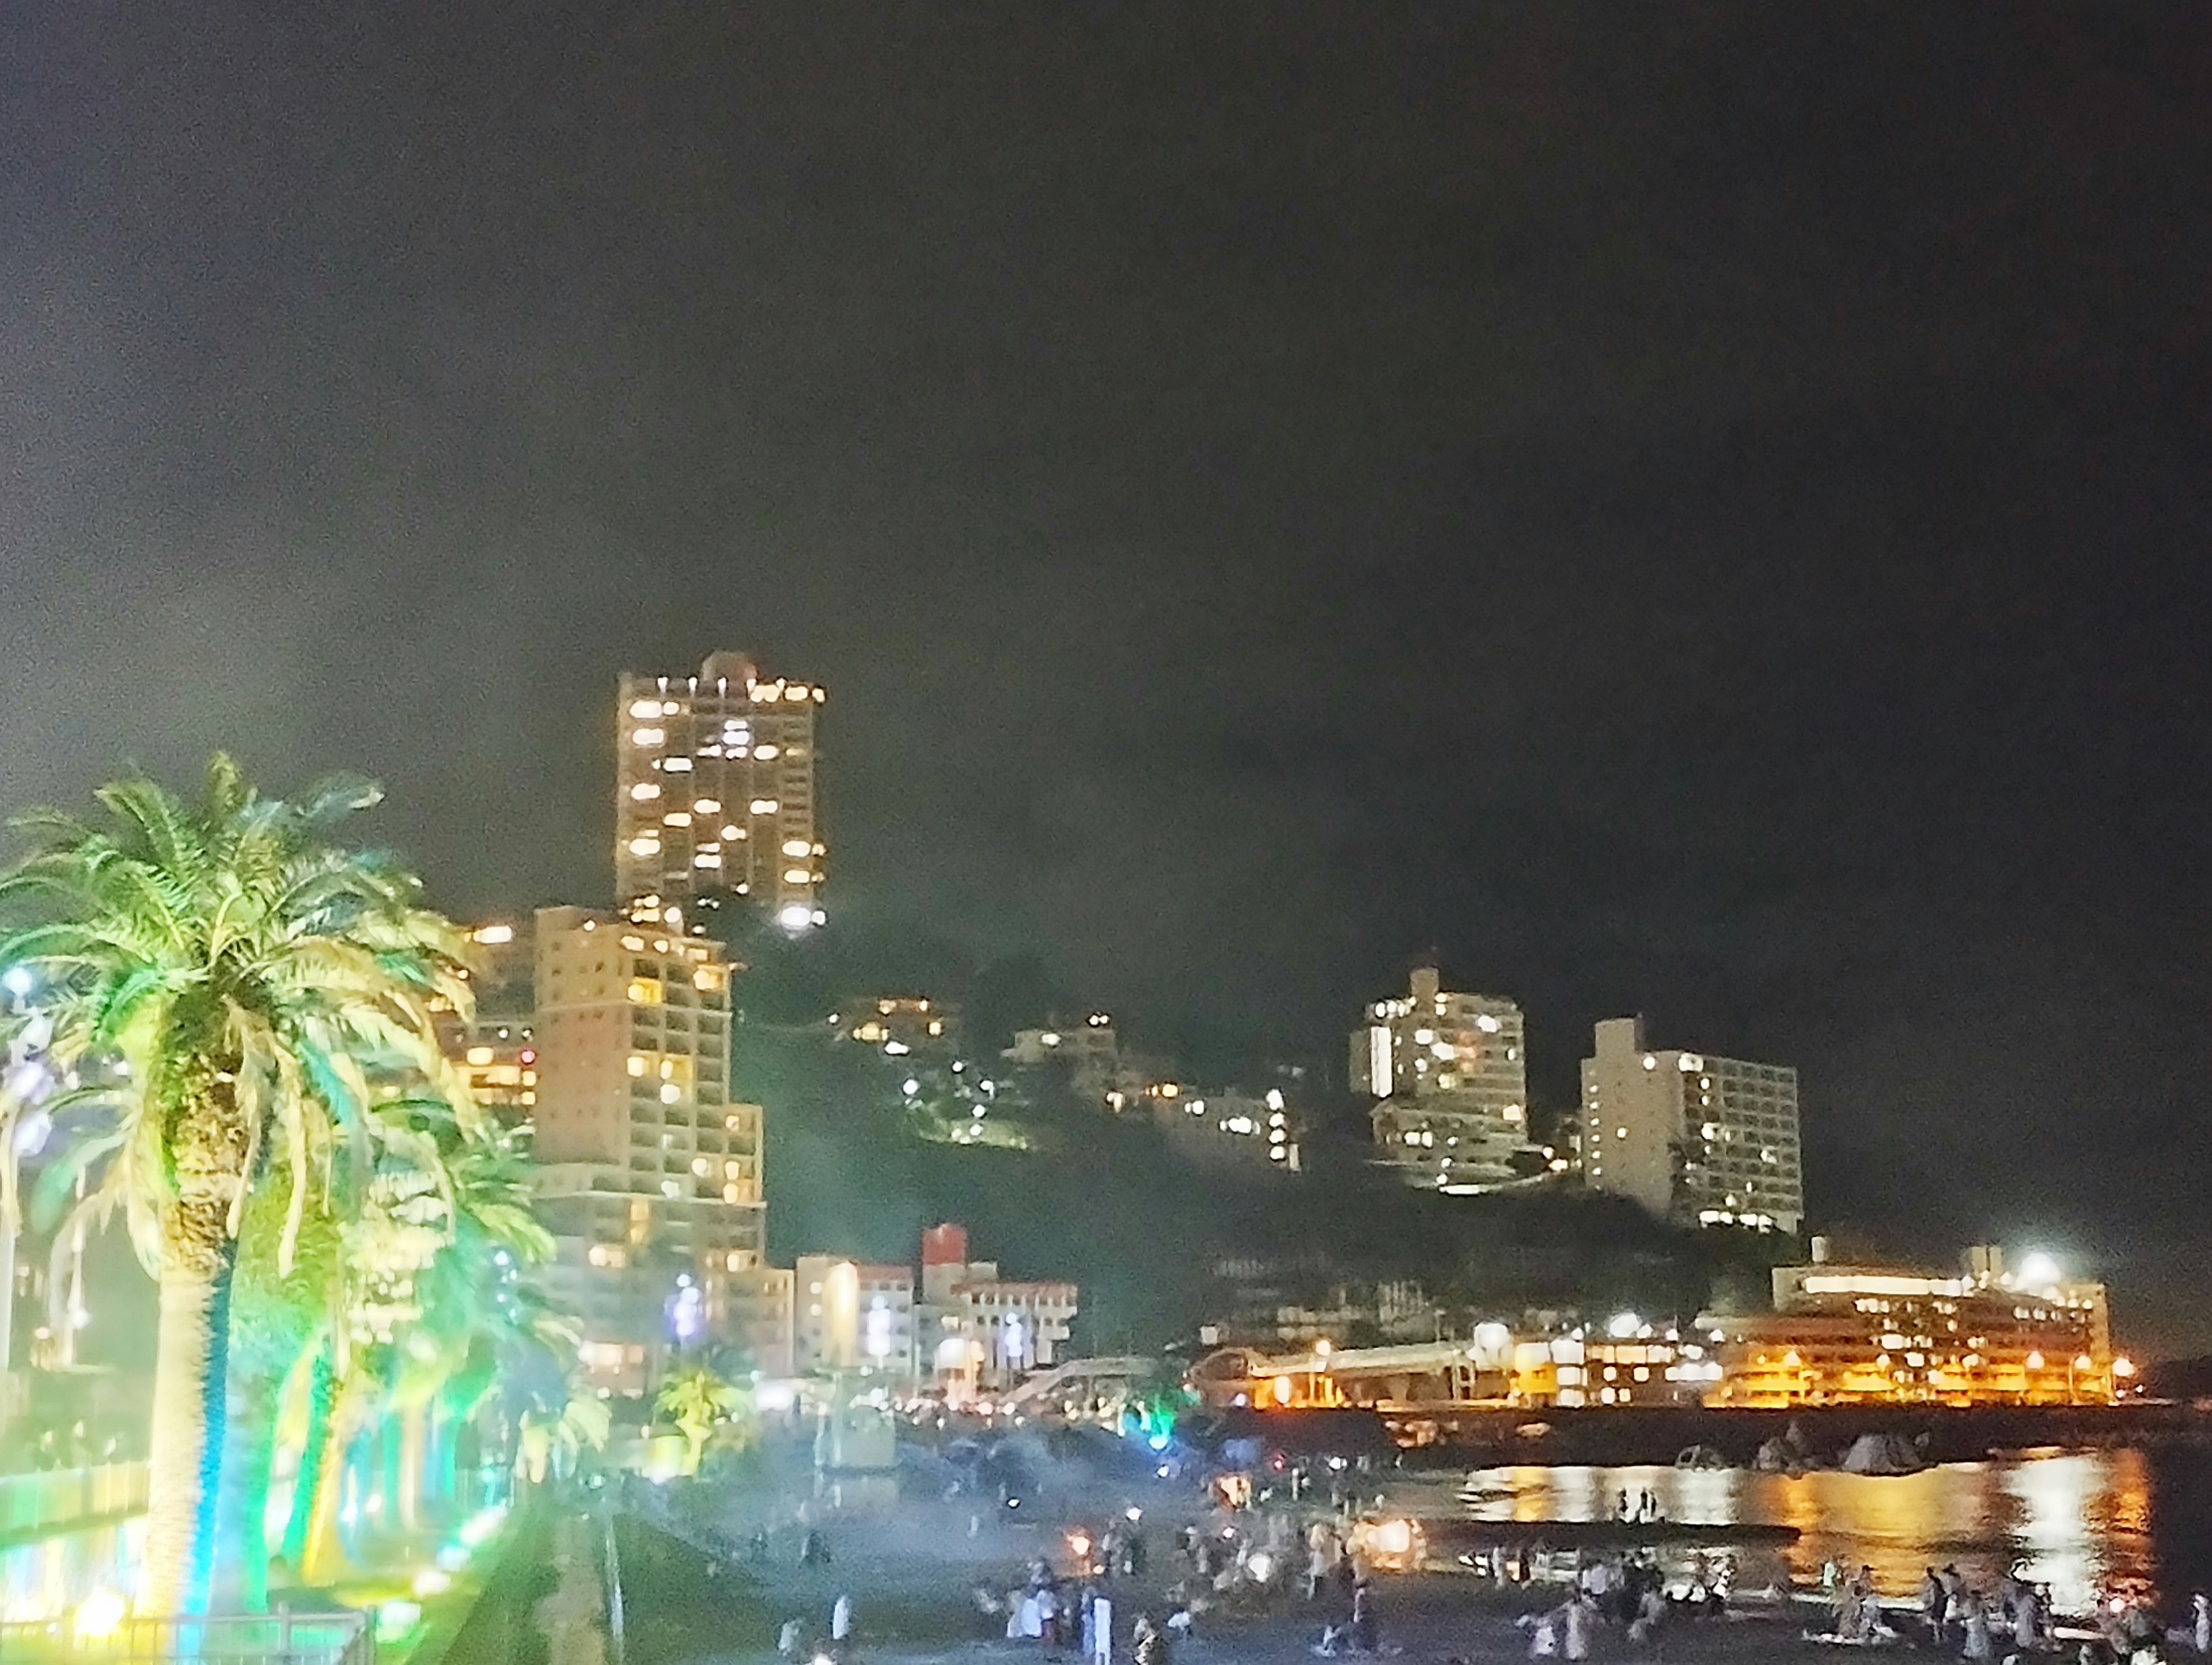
[0,1463,149,1539]
[0,1607,372,1663]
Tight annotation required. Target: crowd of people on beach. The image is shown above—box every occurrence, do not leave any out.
[1812,1558,2212,1665]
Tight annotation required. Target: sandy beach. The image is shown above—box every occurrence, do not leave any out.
[607,1451,1893,1665]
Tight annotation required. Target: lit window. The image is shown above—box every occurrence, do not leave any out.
[627,981,663,1006]
[694,854,722,868]
[632,727,665,747]
[694,799,722,814]
[755,744,781,761]
[626,835,661,858]
[629,782,661,801]
[628,699,662,719]
[663,811,692,827]
[660,1083,681,1104]
[627,1056,647,1077]
[465,1045,494,1066]
[784,867,812,884]
[661,757,694,773]
[781,838,812,858]
[749,798,780,814]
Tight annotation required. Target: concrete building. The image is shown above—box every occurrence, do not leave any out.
[1579,1016,1803,1234]
[527,905,767,1393]
[832,996,960,1057]
[793,1256,917,1377]
[1706,1242,2118,1407]
[918,1223,1078,1399]
[1191,1244,2126,1413]
[616,651,825,934]
[1153,1087,1302,1173]
[1005,1014,1122,1103]
[1354,966,1528,1192]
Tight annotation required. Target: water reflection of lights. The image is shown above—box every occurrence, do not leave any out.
[1415,1452,2188,1613]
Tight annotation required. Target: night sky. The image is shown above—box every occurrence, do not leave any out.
[5,7,2209,1348]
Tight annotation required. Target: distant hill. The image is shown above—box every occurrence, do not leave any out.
[733,1023,1739,1352]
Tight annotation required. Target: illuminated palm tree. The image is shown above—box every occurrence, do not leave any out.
[295,1111,555,1580]
[654,1362,752,1475]
[0,757,475,1616]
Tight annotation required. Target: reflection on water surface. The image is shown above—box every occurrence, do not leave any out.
[1392,1449,2210,1613]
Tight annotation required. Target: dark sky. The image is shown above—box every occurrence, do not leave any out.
[5,5,2210,1349]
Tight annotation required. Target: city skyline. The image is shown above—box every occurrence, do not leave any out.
[2,6,2206,1352]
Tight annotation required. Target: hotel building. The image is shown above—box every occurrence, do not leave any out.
[918,1224,1078,1398]
[1353,966,1527,1192]
[1705,1243,2117,1407]
[1579,1015,1803,1233]
[527,905,767,1392]
[793,1257,918,1377]
[616,651,825,933]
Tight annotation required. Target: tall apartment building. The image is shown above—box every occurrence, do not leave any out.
[616,651,825,933]
[1352,965,1527,1192]
[1579,1015,1802,1234]
[527,905,768,1391]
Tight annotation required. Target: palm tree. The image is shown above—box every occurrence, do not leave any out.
[293,1109,556,1580]
[654,1363,751,1475]
[0,758,475,1616]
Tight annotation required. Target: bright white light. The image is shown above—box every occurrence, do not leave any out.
[2019,1252,2062,1288]
[74,1591,126,1640]
[777,904,813,934]
[1606,1311,1642,1338]
[902,1078,920,1096]
[1,968,32,999]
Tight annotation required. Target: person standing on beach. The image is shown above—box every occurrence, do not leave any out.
[832,1593,854,1649]
[1558,1591,1599,1663]
[1961,1594,1994,1662]
[1921,1569,1946,1642]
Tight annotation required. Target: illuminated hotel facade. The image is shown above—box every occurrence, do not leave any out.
[1354,966,1527,1192]
[1580,1015,1803,1233]
[1192,1248,2123,1413]
[524,905,771,1391]
[616,651,825,933]
[1705,1245,2117,1407]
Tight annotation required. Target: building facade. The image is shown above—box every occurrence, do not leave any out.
[527,905,767,1392]
[1706,1245,2116,1407]
[1579,1015,1803,1233]
[1354,966,1528,1192]
[616,651,826,933]
[832,996,960,1057]
[918,1223,1078,1398]
[1153,1087,1302,1173]
[793,1257,918,1377]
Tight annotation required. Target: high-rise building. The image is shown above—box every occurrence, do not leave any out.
[1579,1015,1802,1234]
[616,651,825,933]
[1353,965,1527,1192]
[526,905,767,1391]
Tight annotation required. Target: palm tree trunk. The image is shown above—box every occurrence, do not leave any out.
[213,1364,283,1612]
[282,1352,335,1567]
[143,1194,239,1617]
[397,1402,427,1529]
[302,1374,377,1585]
